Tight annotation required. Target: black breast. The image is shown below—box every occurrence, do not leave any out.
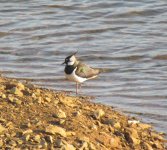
[65,65,76,74]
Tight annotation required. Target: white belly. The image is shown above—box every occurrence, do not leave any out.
[65,68,87,83]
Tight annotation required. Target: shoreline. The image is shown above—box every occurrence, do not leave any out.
[0,76,166,149]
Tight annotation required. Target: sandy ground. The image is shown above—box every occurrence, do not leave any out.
[0,76,166,149]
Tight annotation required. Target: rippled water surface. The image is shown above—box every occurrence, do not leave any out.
[0,0,167,134]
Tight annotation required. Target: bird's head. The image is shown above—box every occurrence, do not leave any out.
[63,51,78,66]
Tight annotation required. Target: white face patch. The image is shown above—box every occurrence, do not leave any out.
[67,55,76,66]
[67,61,75,65]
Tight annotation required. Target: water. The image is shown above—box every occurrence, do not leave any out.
[0,0,167,134]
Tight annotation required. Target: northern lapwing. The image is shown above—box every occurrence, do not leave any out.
[63,52,102,94]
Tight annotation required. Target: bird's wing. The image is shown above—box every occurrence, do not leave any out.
[75,62,100,79]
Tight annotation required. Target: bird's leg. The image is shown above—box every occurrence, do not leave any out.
[79,83,82,93]
[76,82,78,95]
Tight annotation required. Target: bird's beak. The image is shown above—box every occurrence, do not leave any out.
[61,61,65,65]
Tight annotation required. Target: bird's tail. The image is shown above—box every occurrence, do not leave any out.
[97,68,113,73]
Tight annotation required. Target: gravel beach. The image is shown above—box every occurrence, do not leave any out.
[0,76,166,149]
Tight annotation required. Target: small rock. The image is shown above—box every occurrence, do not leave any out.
[138,123,152,130]
[102,119,115,125]
[144,142,154,150]
[24,134,30,141]
[0,118,6,123]
[34,135,41,143]
[90,124,98,130]
[0,139,3,147]
[125,128,140,145]
[13,98,22,105]
[97,132,120,148]
[59,96,77,107]
[128,120,140,125]
[53,99,59,105]
[37,97,42,104]
[8,140,17,147]
[59,119,65,124]
[26,122,31,128]
[45,124,66,137]
[153,141,163,149]
[0,124,6,134]
[93,109,105,119]
[35,121,42,127]
[1,94,6,99]
[73,111,81,116]
[109,137,120,148]
[45,135,53,144]
[40,138,48,148]
[26,83,36,89]
[45,97,51,102]
[0,85,5,90]
[113,122,121,129]
[79,141,88,150]
[53,109,66,119]
[95,120,102,127]
[22,129,33,135]
[78,136,90,143]
[6,122,14,129]
[10,87,23,97]
[8,95,14,102]
[151,132,164,140]
[56,139,64,147]
[17,139,23,145]
[35,89,41,95]
[32,93,36,98]
[66,131,76,136]
[17,82,25,90]
[62,143,76,150]
[88,142,96,150]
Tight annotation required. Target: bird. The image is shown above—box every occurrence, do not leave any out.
[62,52,102,94]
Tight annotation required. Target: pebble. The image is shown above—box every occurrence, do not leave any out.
[45,124,66,137]
[59,119,65,124]
[138,123,152,130]
[9,140,17,147]
[25,83,36,89]
[17,139,23,145]
[102,119,115,125]
[56,139,64,147]
[66,131,76,136]
[45,135,53,144]
[125,128,140,145]
[62,143,76,150]
[0,118,6,123]
[22,129,33,135]
[17,82,25,91]
[34,135,41,143]
[37,97,42,104]
[0,124,6,134]
[79,141,88,150]
[93,109,105,119]
[0,139,3,147]
[54,109,66,119]
[45,97,51,102]
[1,94,6,99]
[10,87,23,97]
[13,98,22,105]
[73,111,81,117]
[40,138,48,148]
[113,122,121,129]
[24,134,30,141]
